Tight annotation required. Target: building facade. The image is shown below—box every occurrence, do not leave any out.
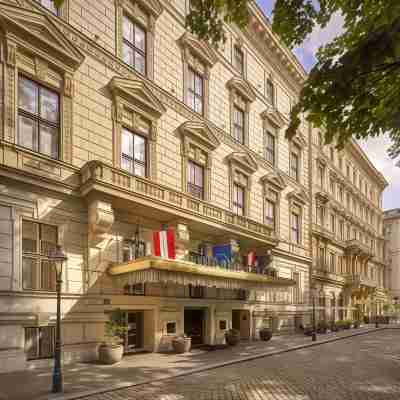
[384,209,400,301]
[0,0,314,373]
[310,129,389,322]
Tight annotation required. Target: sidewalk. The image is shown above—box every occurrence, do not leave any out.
[0,325,393,400]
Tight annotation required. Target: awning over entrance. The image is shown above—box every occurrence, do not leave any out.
[108,256,296,290]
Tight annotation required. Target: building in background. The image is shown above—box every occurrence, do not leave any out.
[0,0,312,373]
[310,130,389,322]
[384,209,400,301]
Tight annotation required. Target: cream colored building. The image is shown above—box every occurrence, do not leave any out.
[384,209,400,301]
[310,130,389,322]
[0,0,314,373]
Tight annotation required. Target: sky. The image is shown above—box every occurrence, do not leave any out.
[256,0,398,210]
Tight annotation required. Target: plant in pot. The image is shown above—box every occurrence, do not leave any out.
[225,328,240,346]
[353,320,361,329]
[317,320,328,334]
[330,321,339,332]
[343,319,352,329]
[259,327,273,341]
[98,308,127,365]
[172,334,191,354]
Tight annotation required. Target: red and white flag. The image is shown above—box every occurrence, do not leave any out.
[247,251,256,267]
[153,228,176,259]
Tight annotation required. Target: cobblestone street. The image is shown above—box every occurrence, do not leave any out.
[83,330,400,400]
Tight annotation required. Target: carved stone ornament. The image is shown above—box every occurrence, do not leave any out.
[260,106,287,128]
[227,151,258,174]
[226,77,256,103]
[179,120,220,150]
[88,200,115,236]
[261,171,287,191]
[287,188,309,205]
[178,32,218,67]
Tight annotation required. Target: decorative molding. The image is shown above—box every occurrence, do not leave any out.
[287,188,309,205]
[226,77,256,103]
[179,121,220,151]
[178,32,218,67]
[260,106,287,129]
[291,133,307,149]
[88,200,115,239]
[261,171,287,191]
[227,152,258,175]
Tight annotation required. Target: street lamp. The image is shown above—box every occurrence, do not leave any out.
[49,245,68,393]
[310,284,317,342]
[375,289,379,328]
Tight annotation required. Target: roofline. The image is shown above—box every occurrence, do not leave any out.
[384,209,400,220]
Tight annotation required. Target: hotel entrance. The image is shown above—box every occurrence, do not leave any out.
[184,308,206,346]
[232,310,250,340]
[123,311,144,353]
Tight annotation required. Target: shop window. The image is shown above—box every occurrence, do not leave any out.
[166,322,177,334]
[18,76,60,159]
[219,320,227,330]
[121,129,147,177]
[25,326,55,360]
[22,220,57,291]
[123,283,145,296]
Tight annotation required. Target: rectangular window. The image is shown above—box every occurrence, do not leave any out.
[353,170,357,184]
[22,220,57,291]
[266,79,274,105]
[187,161,204,199]
[319,247,326,267]
[121,128,147,177]
[122,15,146,75]
[339,220,344,240]
[187,67,204,115]
[233,183,245,216]
[293,271,300,303]
[317,205,324,226]
[265,190,277,230]
[330,178,335,196]
[318,165,325,188]
[265,131,275,165]
[25,326,55,360]
[339,186,343,202]
[290,146,300,181]
[189,285,204,298]
[291,208,301,244]
[38,0,59,15]
[234,45,244,75]
[346,164,350,178]
[330,253,336,273]
[331,214,336,233]
[18,76,59,159]
[232,106,245,144]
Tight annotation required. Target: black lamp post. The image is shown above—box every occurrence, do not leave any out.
[311,285,317,342]
[49,245,68,393]
[375,290,379,328]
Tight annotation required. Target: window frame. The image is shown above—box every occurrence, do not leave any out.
[291,209,301,244]
[290,145,300,182]
[232,104,245,144]
[266,78,275,106]
[233,45,245,76]
[187,160,205,199]
[25,326,55,360]
[233,182,246,216]
[17,75,60,160]
[121,127,148,178]
[265,130,276,165]
[187,67,204,115]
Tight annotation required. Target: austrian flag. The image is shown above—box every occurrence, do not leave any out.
[153,228,176,259]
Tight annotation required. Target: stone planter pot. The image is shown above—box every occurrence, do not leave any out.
[259,328,272,341]
[225,329,240,346]
[172,337,191,353]
[98,344,124,365]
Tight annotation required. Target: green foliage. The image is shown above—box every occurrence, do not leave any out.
[186,0,249,45]
[273,0,400,156]
[103,308,127,347]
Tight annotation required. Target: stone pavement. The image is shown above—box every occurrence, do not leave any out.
[78,328,399,400]
[0,325,388,400]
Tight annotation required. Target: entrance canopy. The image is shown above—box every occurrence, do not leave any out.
[108,256,296,291]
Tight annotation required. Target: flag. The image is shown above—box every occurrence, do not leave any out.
[247,251,256,267]
[153,228,176,259]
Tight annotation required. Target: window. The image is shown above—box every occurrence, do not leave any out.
[232,105,245,144]
[233,183,245,216]
[317,205,324,226]
[319,247,326,267]
[234,45,244,75]
[318,164,325,188]
[330,214,336,233]
[330,147,334,162]
[353,170,357,184]
[330,253,336,273]
[122,239,146,262]
[265,190,278,230]
[291,207,301,243]
[122,15,146,75]
[265,131,275,165]
[330,178,335,196]
[22,220,57,291]
[339,186,343,202]
[189,285,204,298]
[37,0,59,15]
[346,164,350,178]
[266,79,275,105]
[339,220,344,240]
[187,161,204,199]
[346,224,351,240]
[18,76,59,159]
[121,128,147,177]
[338,157,343,170]
[187,67,204,115]
[166,322,177,334]
[317,132,323,147]
[25,326,55,360]
[290,145,300,181]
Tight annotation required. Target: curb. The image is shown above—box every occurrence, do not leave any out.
[43,327,389,400]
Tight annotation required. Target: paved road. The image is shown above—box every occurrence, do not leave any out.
[84,330,400,400]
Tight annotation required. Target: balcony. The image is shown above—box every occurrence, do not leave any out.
[108,256,296,291]
[345,239,373,256]
[345,274,377,289]
[312,223,334,241]
[81,161,278,246]
[313,267,346,285]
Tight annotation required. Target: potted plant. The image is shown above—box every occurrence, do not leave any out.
[172,335,191,353]
[353,320,361,328]
[335,320,344,330]
[259,327,272,341]
[225,328,240,346]
[317,320,328,334]
[98,308,127,364]
[330,322,339,332]
[343,319,352,329]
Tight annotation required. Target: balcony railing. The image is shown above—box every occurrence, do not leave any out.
[313,267,346,284]
[345,274,377,288]
[312,223,334,240]
[345,239,373,256]
[81,161,278,244]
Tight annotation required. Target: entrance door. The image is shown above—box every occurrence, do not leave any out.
[124,311,143,353]
[184,309,205,346]
[232,310,250,340]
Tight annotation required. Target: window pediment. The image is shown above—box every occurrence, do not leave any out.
[287,188,309,205]
[109,77,166,118]
[179,121,220,150]
[261,171,286,191]
[178,32,217,67]
[291,133,307,148]
[133,0,163,19]
[315,191,330,205]
[260,107,287,128]
[227,152,258,174]
[0,3,84,70]
[226,77,256,103]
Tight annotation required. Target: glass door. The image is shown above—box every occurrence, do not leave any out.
[124,311,143,353]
